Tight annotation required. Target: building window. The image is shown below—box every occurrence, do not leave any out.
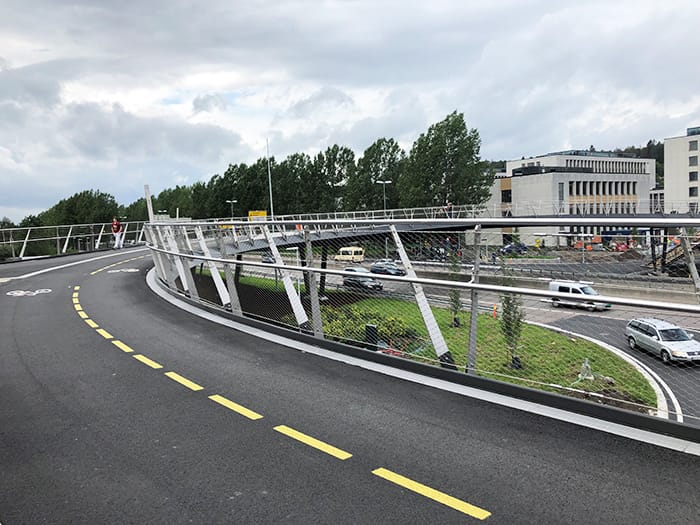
[690,187,698,197]
[690,140,698,151]
[690,171,698,182]
[691,156,699,167]
[558,182,564,202]
[501,189,512,203]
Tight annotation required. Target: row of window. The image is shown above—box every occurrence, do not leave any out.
[690,140,698,151]
[569,202,638,215]
[564,158,647,174]
[569,180,638,196]
[690,155,698,167]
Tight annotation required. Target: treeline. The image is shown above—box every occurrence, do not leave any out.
[4,111,491,227]
[0,114,667,228]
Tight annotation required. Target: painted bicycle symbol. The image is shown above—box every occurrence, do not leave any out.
[6,289,52,297]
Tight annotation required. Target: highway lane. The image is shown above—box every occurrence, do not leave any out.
[1,252,699,524]
[501,295,700,424]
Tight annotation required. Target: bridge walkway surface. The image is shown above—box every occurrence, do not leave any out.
[0,249,698,524]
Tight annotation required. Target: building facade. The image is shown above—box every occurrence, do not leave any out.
[663,127,700,214]
[484,150,655,246]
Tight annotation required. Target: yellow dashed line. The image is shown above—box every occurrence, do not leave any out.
[72,297,80,304]
[372,468,491,520]
[273,425,352,460]
[96,328,113,339]
[85,319,99,328]
[73,286,80,291]
[111,340,134,353]
[132,354,163,369]
[74,304,83,311]
[165,371,204,391]
[208,394,264,420]
[77,311,89,319]
[72,292,79,299]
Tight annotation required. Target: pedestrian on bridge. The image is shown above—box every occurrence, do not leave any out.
[111,216,124,249]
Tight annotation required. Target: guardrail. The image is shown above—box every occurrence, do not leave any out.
[144,215,700,440]
[0,221,148,259]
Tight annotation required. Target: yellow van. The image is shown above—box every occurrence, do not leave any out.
[334,246,365,262]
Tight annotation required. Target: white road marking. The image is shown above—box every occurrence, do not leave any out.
[4,249,149,280]
[6,289,52,297]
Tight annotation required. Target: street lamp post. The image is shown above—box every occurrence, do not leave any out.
[376,180,391,215]
[376,180,392,258]
[225,199,237,218]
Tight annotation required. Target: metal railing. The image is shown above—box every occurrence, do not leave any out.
[144,215,700,437]
[0,221,148,259]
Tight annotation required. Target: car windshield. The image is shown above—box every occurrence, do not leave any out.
[659,328,691,342]
[581,286,599,296]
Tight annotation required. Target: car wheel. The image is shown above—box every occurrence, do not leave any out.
[628,336,637,350]
[586,303,595,312]
[660,350,671,364]
[551,299,559,308]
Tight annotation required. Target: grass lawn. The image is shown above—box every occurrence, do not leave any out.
[328,297,657,409]
[205,269,657,410]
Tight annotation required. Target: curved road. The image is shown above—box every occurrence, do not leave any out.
[1,250,699,524]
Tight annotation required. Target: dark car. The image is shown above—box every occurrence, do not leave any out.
[261,253,275,264]
[500,242,527,255]
[370,260,407,276]
[343,267,383,291]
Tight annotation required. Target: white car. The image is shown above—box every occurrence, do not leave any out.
[625,318,700,364]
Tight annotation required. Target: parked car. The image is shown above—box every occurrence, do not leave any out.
[500,242,527,255]
[370,260,406,276]
[261,253,275,264]
[625,318,700,364]
[343,267,383,290]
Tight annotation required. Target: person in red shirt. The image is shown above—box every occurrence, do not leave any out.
[111,216,124,249]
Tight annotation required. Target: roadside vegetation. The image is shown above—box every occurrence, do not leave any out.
[214,267,657,410]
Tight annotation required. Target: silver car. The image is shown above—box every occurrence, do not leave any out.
[625,318,700,364]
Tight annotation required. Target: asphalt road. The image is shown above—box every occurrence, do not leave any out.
[1,250,699,524]
[548,312,700,424]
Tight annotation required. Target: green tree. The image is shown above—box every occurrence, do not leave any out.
[39,190,118,225]
[190,181,210,219]
[313,145,356,212]
[276,153,311,215]
[123,198,149,221]
[400,111,492,208]
[346,138,405,211]
[499,269,524,368]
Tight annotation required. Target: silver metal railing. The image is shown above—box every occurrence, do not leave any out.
[145,215,700,434]
[0,221,148,259]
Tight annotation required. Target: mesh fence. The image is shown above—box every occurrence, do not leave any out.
[149,219,700,427]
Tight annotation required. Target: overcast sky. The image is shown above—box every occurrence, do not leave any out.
[2,0,699,223]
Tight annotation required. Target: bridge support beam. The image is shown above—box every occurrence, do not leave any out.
[467,225,481,373]
[262,226,311,330]
[304,227,324,338]
[195,226,231,308]
[213,228,242,315]
[679,227,700,304]
[390,225,456,369]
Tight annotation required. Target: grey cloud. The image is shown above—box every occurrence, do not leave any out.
[192,94,227,113]
[287,87,354,119]
[58,102,248,163]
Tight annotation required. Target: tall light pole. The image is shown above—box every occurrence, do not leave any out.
[376,180,392,258]
[267,138,274,220]
[225,199,237,218]
[376,180,391,215]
